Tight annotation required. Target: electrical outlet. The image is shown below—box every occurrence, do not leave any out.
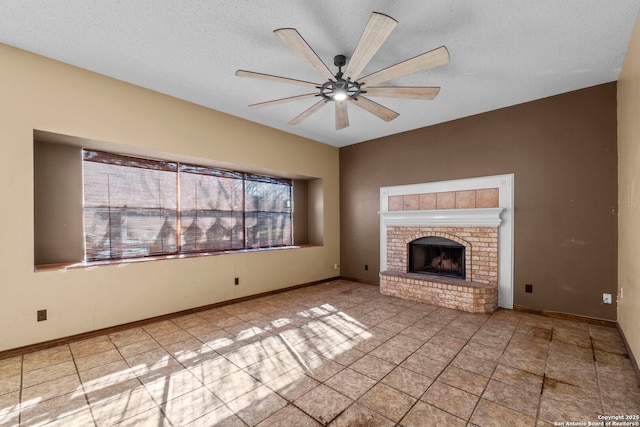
[333,264,339,270]
[603,293,612,304]
[525,284,533,293]
[365,264,369,271]
[620,288,624,299]
[37,309,47,322]
[234,277,239,286]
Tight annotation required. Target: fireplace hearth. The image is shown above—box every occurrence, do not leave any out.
[381,225,498,313]
[408,236,465,279]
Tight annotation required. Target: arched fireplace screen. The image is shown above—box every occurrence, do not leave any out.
[408,236,465,279]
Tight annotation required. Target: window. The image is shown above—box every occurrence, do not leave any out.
[83,150,293,261]
[33,132,321,268]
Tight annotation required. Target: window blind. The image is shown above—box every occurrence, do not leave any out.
[245,176,292,248]
[179,164,245,252]
[82,150,293,262]
[83,151,178,261]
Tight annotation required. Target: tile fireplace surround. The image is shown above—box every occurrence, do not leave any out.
[379,175,514,313]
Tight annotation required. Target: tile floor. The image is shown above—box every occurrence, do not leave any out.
[1,280,639,426]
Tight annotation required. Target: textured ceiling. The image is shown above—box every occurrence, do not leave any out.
[1,1,638,147]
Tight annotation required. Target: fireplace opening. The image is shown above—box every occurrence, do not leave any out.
[408,236,465,279]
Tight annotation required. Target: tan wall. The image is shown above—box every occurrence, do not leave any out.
[292,180,309,244]
[33,142,84,264]
[0,43,340,352]
[340,83,618,320]
[617,16,640,364]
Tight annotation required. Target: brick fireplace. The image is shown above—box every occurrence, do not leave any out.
[379,175,514,313]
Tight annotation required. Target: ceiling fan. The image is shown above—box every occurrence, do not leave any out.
[236,12,449,130]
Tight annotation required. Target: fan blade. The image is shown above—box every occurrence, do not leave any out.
[352,96,399,122]
[249,93,317,108]
[274,28,335,81]
[344,12,397,80]
[364,86,440,100]
[335,100,349,130]
[359,46,449,86]
[236,70,320,88]
[288,100,327,125]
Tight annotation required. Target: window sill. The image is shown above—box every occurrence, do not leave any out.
[34,244,322,272]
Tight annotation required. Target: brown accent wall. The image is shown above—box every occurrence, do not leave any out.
[340,83,617,320]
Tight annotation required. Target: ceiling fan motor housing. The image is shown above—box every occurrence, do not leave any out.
[320,54,361,101]
[320,78,361,101]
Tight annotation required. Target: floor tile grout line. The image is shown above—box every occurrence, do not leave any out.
[478,314,542,423]
[136,333,178,427]
[292,324,394,425]
[591,334,607,416]
[145,325,234,426]
[251,296,364,425]
[343,308,476,425]
[407,310,496,425]
[343,305,489,423]
[233,297,417,425]
[106,331,173,427]
[170,307,302,424]
[17,354,23,427]
[150,327,246,427]
[268,310,374,424]
[534,318,553,424]
[68,343,97,427]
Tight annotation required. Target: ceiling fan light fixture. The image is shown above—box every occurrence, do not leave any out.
[333,86,348,101]
[320,78,361,102]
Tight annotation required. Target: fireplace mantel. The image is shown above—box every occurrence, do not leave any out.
[380,207,504,228]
